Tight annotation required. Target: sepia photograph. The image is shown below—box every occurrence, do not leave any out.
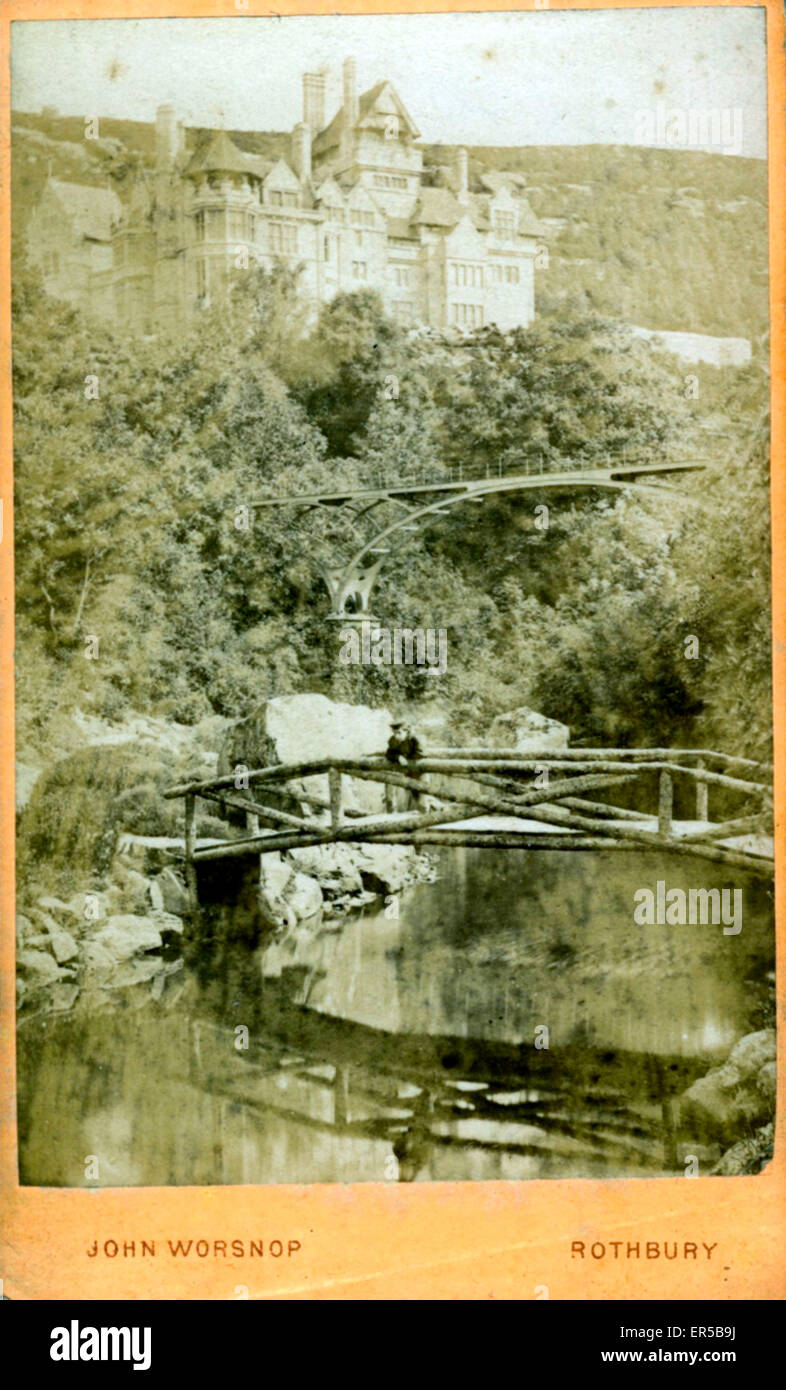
[9,6,775,1197]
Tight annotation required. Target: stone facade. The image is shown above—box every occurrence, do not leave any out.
[28,59,543,336]
[25,178,123,315]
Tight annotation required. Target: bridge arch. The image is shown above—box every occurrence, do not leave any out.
[322,472,696,622]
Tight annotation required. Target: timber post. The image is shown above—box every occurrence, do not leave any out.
[333,1065,351,1127]
[184,793,198,914]
[328,766,345,830]
[658,771,673,837]
[695,758,709,822]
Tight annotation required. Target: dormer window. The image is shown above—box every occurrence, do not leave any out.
[493,210,516,239]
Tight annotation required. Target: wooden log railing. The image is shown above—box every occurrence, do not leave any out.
[164,746,774,907]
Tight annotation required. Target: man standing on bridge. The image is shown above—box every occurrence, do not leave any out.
[385,720,423,810]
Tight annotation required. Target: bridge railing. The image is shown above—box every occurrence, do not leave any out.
[163,746,773,910]
[351,448,705,493]
[359,452,602,491]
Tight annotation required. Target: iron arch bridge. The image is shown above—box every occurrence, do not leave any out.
[251,457,706,621]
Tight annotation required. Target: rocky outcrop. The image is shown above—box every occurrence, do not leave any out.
[93,916,163,961]
[16,867,188,1017]
[713,1123,773,1176]
[488,707,570,753]
[17,946,69,988]
[16,696,438,1021]
[218,692,394,816]
[258,853,323,932]
[150,867,191,916]
[289,845,364,896]
[680,1029,776,1144]
[216,693,434,915]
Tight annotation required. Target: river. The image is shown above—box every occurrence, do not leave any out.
[17,846,774,1186]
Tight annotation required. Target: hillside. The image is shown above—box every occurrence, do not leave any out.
[11,110,769,339]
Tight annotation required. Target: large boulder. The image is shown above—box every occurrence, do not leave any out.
[30,928,79,965]
[680,1029,776,1143]
[488,707,570,753]
[258,853,322,931]
[218,696,435,906]
[218,693,393,816]
[93,915,163,963]
[17,948,66,987]
[36,895,73,917]
[350,844,426,895]
[16,914,39,946]
[286,872,323,926]
[151,867,190,916]
[289,845,364,896]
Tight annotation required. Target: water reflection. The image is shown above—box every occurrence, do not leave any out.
[17,848,774,1186]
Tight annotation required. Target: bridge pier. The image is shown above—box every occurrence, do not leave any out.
[320,558,384,622]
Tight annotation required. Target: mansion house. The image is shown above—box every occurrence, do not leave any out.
[26,58,543,335]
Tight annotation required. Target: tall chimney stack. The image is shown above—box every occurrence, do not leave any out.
[454,146,469,202]
[291,121,312,184]
[155,104,179,170]
[302,72,326,134]
[343,57,359,127]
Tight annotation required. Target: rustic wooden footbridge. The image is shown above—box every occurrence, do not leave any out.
[165,744,774,911]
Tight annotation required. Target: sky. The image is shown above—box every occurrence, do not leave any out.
[10,8,768,158]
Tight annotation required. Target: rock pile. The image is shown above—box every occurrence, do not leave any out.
[679,1028,776,1175]
[16,868,188,1019]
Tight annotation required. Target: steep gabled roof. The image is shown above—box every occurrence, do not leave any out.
[412,187,466,228]
[479,170,528,195]
[313,174,346,205]
[513,198,542,238]
[313,80,419,158]
[405,185,542,240]
[356,81,420,139]
[186,130,270,179]
[47,179,123,241]
[263,156,301,190]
